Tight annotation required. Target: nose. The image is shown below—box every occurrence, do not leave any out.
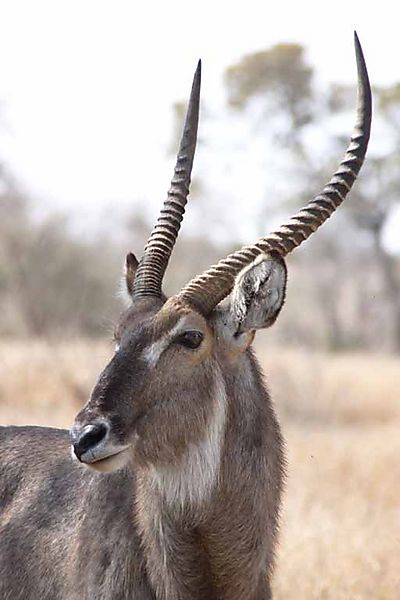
[70,422,109,461]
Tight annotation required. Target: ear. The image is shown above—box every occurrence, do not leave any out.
[228,252,287,332]
[125,252,139,296]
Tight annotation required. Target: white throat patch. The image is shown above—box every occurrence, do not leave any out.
[149,370,227,511]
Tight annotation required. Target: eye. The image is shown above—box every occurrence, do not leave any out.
[176,330,204,350]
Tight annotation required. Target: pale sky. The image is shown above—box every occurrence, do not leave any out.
[0,0,399,246]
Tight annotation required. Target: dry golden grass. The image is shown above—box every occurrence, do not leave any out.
[260,346,400,599]
[260,346,400,425]
[0,339,112,426]
[0,339,399,598]
[273,424,400,599]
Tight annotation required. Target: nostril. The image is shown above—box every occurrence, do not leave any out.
[71,422,109,461]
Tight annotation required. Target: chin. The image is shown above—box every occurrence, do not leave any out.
[76,446,132,474]
[90,448,131,472]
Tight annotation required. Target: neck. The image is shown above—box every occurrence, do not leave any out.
[134,371,227,599]
[137,368,227,513]
[133,353,282,600]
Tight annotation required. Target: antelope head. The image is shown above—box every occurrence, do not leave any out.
[70,34,371,475]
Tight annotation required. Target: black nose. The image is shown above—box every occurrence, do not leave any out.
[70,422,109,461]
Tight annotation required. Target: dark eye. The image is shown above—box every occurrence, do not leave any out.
[176,330,204,349]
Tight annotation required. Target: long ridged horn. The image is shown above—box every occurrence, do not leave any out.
[178,32,371,315]
[132,61,201,298]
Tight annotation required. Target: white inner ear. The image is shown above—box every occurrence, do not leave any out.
[232,254,270,323]
[230,253,286,331]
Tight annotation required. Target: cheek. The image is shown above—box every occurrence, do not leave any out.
[145,360,215,422]
[219,330,255,362]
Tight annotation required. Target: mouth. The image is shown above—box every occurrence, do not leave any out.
[73,445,131,473]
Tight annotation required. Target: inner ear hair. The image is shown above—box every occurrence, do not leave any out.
[125,252,139,296]
[231,251,287,332]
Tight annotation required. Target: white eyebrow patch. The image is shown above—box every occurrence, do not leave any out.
[142,318,187,367]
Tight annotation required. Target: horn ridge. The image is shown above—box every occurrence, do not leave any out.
[132,60,202,298]
[178,34,371,315]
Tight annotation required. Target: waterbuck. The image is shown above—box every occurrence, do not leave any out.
[0,33,371,599]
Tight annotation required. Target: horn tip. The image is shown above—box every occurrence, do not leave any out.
[353,31,367,73]
[352,31,370,83]
[194,59,202,83]
[353,30,363,60]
